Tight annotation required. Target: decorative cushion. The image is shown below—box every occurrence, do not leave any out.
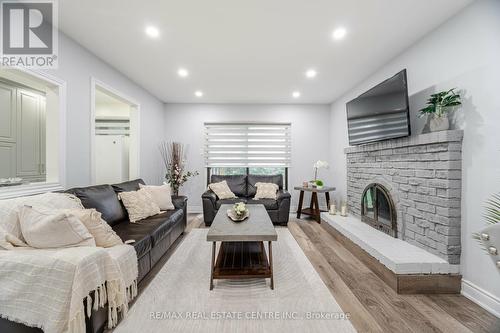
[247,174,283,197]
[18,206,96,249]
[253,182,279,200]
[0,225,27,250]
[139,183,175,211]
[0,226,12,250]
[210,175,247,197]
[63,209,123,248]
[118,189,161,223]
[208,180,237,200]
[0,192,84,242]
[111,179,147,220]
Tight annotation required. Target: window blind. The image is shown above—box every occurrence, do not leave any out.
[95,117,130,136]
[204,122,291,167]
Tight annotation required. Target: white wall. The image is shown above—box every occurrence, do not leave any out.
[164,104,332,212]
[41,33,166,187]
[95,90,131,118]
[95,103,130,118]
[329,0,500,316]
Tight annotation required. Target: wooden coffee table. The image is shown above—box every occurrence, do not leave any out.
[206,204,278,290]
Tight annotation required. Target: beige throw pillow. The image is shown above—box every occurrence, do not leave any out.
[139,183,175,211]
[118,188,161,223]
[18,206,96,249]
[0,225,28,250]
[0,192,84,242]
[254,182,279,200]
[208,180,237,200]
[63,209,123,248]
[0,227,13,250]
[0,234,11,250]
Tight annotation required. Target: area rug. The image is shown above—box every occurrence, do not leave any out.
[114,228,356,333]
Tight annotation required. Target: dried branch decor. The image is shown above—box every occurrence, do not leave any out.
[159,141,199,196]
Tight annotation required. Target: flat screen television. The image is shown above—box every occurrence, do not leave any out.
[346,69,410,145]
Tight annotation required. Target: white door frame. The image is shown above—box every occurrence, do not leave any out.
[90,77,140,185]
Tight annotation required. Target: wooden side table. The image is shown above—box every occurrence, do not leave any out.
[294,186,336,223]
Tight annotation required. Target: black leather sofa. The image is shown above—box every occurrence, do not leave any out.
[0,179,187,333]
[202,174,290,226]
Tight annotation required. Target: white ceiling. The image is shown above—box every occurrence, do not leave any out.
[59,0,473,104]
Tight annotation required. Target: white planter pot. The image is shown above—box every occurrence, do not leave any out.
[429,114,449,132]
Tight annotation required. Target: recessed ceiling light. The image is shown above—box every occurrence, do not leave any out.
[195,90,204,97]
[145,26,159,38]
[177,68,189,78]
[332,27,347,40]
[292,91,301,98]
[305,69,317,78]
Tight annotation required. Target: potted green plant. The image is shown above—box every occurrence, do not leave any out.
[474,193,499,241]
[474,193,500,267]
[418,88,461,132]
[315,180,324,189]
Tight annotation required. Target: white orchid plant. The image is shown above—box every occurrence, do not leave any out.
[313,160,329,181]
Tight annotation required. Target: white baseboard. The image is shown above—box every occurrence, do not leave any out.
[462,279,500,318]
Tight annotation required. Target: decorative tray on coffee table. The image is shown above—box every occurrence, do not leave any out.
[226,209,250,222]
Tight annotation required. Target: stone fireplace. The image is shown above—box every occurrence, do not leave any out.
[361,183,397,237]
[345,130,463,264]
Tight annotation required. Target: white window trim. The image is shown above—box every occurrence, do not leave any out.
[0,68,67,200]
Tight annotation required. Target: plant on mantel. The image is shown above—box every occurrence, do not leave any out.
[418,88,462,132]
[159,141,199,196]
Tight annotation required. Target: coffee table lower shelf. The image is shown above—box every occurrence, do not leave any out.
[210,241,274,290]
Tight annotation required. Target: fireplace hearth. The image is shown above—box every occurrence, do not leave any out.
[361,183,397,237]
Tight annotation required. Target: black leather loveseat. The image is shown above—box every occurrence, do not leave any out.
[0,179,187,333]
[202,174,290,226]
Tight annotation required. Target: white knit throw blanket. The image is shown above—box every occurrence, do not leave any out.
[0,244,138,333]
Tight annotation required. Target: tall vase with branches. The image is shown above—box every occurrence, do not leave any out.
[159,141,199,196]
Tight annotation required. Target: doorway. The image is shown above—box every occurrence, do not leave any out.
[0,68,66,199]
[90,79,140,185]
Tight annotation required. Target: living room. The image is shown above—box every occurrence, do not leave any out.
[0,0,499,332]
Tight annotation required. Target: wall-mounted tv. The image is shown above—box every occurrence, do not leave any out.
[346,69,410,145]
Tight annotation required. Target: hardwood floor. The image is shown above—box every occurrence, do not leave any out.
[185,214,500,333]
[291,218,500,333]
